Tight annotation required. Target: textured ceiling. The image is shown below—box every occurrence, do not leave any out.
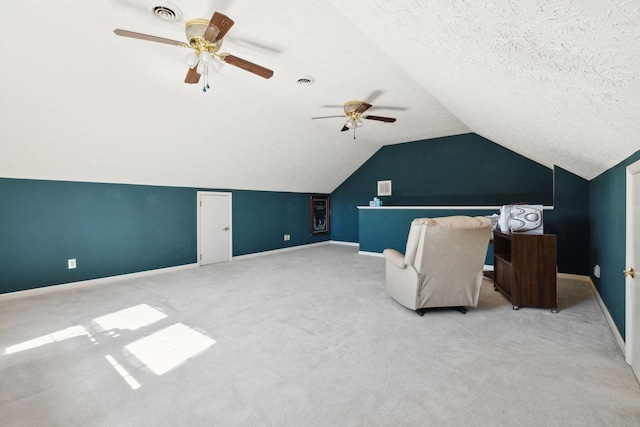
[331,0,640,181]
[1,1,638,193]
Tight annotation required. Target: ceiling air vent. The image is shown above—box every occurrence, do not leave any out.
[297,76,315,86]
[151,4,182,22]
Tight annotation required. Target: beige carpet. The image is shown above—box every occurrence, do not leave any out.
[1,243,639,426]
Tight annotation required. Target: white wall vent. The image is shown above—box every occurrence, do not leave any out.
[377,180,392,196]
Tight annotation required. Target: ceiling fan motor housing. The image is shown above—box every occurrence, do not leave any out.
[344,100,365,114]
[185,19,222,52]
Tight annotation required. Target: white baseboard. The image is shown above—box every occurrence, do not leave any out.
[0,263,199,302]
[330,240,359,247]
[232,241,330,260]
[2,242,337,300]
[558,273,626,357]
[358,251,384,257]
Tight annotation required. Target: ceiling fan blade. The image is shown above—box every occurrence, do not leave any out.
[221,54,273,79]
[340,125,349,132]
[208,12,235,42]
[364,90,384,104]
[311,115,346,119]
[369,106,409,111]
[184,67,201,84]
[114,29,186,47]
[363,115,396,123]
[356,102,372,114]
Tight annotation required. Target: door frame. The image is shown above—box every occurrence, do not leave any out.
[625,159,640,364]
[197,191,233,266]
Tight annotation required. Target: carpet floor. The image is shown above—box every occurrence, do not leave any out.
[1,243,639,426]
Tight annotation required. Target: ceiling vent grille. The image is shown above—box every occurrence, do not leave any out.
[151,4,182,22]
[297,76,315,86]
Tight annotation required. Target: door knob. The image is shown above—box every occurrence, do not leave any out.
[623,267,635,278]
[223,226,230,231]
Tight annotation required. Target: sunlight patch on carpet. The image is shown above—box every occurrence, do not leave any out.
[125,323,216,375]
[94,304,167,332]
[4,325,91,355]
[105,354,141,390]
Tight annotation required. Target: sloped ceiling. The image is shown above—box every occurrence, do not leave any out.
[1,1,638,193]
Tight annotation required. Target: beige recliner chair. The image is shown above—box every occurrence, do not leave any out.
[383,216,492,314]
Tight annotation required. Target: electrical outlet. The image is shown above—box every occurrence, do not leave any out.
[68,258,77,269]
[594,264,600,278]
[284,234,290,241]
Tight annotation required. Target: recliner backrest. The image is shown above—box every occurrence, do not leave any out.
[414,216,492,308]
[403,218,429,266]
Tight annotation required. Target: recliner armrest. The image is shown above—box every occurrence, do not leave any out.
[383,248,407,269]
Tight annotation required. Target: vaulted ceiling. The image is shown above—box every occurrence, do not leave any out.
[1,1,638,193]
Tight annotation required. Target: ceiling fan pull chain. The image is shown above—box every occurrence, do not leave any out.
[202,67,210,92]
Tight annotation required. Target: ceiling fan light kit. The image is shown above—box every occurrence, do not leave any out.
[114,11,274,93]
[345,118,363,129]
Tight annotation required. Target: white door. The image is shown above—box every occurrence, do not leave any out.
[625,160,640,380]
[198,192,232,265]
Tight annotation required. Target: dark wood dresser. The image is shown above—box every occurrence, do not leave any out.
[493,230,557,312]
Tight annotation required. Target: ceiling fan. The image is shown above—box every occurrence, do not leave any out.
[114,11,274,92]
[312,101,396,139]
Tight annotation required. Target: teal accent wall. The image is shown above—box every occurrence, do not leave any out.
[330,133,554,244]
[331,134,590,275]
[544,167,590,275]
[590,150,640,339]
[358,208,496,264]
[232,190,330,256]
[0,178,328,294]
[0,179,195,293]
